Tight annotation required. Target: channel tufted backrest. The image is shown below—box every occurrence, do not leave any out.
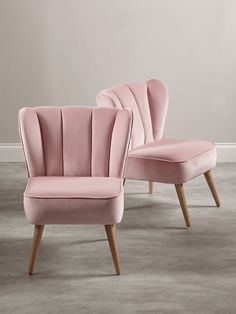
[19,106,132,178]
[96,79,169,149]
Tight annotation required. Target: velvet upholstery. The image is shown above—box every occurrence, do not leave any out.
[127,139,216,184]
[97,79,168,149]
[24,177,124,225]
[19,106,132,225]
[96,79,216,184]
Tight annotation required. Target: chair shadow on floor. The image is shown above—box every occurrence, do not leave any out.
[0,237,117,280]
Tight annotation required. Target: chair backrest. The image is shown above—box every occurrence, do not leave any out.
[96,79,169,149]
[19,106,132,178]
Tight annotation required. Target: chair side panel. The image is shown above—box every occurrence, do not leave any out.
[147,79,169,140]
[35,107,63,176]
[109,109,132,178]
[19,108,45,177]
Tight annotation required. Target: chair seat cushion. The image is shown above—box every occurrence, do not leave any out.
[126,138,216,184]
[24,177,124,225]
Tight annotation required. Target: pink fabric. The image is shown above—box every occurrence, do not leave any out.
[109,110,133,177]
[97,79,168,149]
[24,194,123,225]
[62,107,92,176]
[91,107,117,177]
[19,106,132,178]
[19,106,132,225]
[19,108,45,177]
[97,79,216,184]
[127,140,216,184]
[36,107,63,176]
[24,177,122,199]
[24,177,124,224]
[129,139,215,162]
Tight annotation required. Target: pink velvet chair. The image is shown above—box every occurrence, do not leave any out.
[19,106,132,275]
[97,79,220,227]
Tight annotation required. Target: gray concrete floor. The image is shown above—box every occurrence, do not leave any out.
[0,163,236,314]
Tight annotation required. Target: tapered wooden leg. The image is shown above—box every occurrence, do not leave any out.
[29,225,44,275]
[204,170,221,207]
[148,181,153,194]
[175,184,191,227]
[105,224,121,275]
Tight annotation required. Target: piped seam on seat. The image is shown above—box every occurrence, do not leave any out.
[128,146,215,163]
[23,193,122,200]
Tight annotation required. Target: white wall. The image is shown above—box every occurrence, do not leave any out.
[0,0,236,142]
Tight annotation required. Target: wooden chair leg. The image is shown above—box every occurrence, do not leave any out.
[105,224,121,275]
[29,225,44,275]
[204,170,221,207]
[148,181,153,194]
[175,184,191,227]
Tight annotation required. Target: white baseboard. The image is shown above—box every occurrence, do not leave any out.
[0,143,24,162]
[0,143,235,162]
[215,143,236,162]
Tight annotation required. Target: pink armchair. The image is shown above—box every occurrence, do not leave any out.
[19,106,132,275]
[97,79,220,227]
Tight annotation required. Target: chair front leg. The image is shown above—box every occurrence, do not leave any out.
[148,181,153,194]
[29,225,44,275]
[175,184,191,227]
[204,170,221,207]
[105,224,121,275]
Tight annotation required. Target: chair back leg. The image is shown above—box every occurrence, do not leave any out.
[148,181,153,194]
[204,170,221,207]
